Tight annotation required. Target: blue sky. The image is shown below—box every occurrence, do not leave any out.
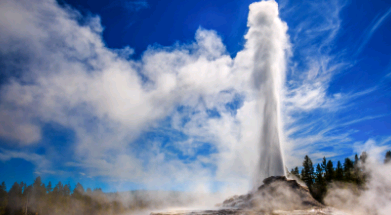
[0,0,390,193]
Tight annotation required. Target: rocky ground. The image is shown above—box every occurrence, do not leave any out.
[150,176,349,215]
[150,208,348,215]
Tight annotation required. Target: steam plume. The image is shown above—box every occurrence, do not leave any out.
[244,1,289,186]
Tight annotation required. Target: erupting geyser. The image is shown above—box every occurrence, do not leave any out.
[152,2,328,214]
[246,1,289,186]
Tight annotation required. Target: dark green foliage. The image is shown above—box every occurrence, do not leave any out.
[315,164,323,183]
[291,151,391,203]
[290,167,300,178]
[1,177,126,215]
[343,158,354,182]
[311,164,326,203]
[301,155,314,189]
[335,161,343,181]
[325,160,334,182]
[321,157,327,172]
[385,151,391,164]
[354,154,359,165]
[46,181,52,193]
[0,182,7,215]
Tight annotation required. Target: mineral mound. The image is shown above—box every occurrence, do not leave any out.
[151,176,327,215]
[220,176,323,211]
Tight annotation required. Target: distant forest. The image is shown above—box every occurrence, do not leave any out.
[290,150,391,203]
[0,151,390,215]
[0,178,127,215]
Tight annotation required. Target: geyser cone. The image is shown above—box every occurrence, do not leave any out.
[245,1,289,185]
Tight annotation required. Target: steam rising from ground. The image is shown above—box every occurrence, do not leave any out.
[324,144,391,215]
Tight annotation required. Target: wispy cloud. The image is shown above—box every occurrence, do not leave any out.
[107,0,149,12]
[279,0,391,167]
[123,0,149,12]
[0,149,51,172]
[355,7,391,56]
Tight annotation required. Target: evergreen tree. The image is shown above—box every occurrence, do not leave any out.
[360,151,367,164]
[384,151,391,164]
[290,167,300,178]
[46,181,52,193]
[63,184,71,196]
[1,178,124,215]
[325,160,334,182]
[0,151,373,215]
[301,155,314,189]
[312,164,327,203]
[0,182,7,215]
[335,161,343,181]
[73,182,85,199]
[53,181,63,196]
[32,176,46,214]
[8,182,23,214]
[315,164,323,183]
[343,158,354,181]
[354,154,359,166]
[23,184,33,215]
[321,157,327,172]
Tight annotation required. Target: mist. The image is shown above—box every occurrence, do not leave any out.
[324,144,391,215]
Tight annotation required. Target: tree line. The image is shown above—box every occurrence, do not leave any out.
[290,150,391,203]
[0,177,126,215]
[1,150,390,214]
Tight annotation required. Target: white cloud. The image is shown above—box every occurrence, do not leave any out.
[277,0,389,168]
[0,0,290,193]
[0,149,50,171]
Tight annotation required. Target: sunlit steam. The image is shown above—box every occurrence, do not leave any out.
[244,1,289,186]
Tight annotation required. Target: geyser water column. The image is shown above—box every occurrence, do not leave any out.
[246,1,289,186]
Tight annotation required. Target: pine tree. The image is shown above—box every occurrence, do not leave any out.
[301,155,314,189]
[312,164,327,203]
[315,164,323,183]
[23,185,33,215]
[0,182,7,215]
[72,183,85,200]
[53,181,63,196]
[321,157,327,172]
[32,176,46,214]
[360,151,367,164]
[63,184,71,196]
[46,181,52,193]
[343,158,354,182]
[325,160,334,182]
[335,161,343,181]
[384,151,391,164]
[290,167,300,178]
[8,182,23,214]
[1,178,115,215]
[86,187,92,195]
[354,154,359,166]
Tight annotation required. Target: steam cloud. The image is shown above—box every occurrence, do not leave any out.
[0,0,289,193]
[324,142,391,215]
[245,1,288,185]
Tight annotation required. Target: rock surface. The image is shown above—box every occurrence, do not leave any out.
[151,176,333,215]
[221,176,323,210]
[150,208,347,215]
